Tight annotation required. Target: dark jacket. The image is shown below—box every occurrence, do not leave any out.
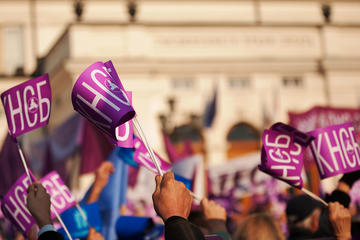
[165,216,205,240]
[38,231,65,240]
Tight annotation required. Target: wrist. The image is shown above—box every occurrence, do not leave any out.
[336,233,352,240]
[36,217,52,229]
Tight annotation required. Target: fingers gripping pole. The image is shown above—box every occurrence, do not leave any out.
[302,188,328,207]
[132,117,163,176]
[17,141,73,239]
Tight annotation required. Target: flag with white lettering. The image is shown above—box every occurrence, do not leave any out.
[1,74,51,139]
[40,171,76,218]
[309,122,360,179]
[1,174,36,235]
[1,171,76,235]
[259,123,314,188]
[116,92,133,148]
[133,136,171,174]
[72,62,135,140]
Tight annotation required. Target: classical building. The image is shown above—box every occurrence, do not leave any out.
[1,0,360,164]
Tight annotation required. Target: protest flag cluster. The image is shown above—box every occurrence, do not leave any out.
[1,60,360,240]
[259,121,360,204]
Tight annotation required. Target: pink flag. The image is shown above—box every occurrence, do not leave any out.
[1,171,76,235]
[40,171,76,218]
[1,174,36,235]
[116,92,133,148]
[259,123,314,188]
[1,74,51,139]
[72,62,135,140]
[308,122,360,179]
[104,60,125,91]
[133,136,171,174]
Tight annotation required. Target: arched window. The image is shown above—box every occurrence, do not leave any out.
[169,124,204,155]
[226,122,260,159]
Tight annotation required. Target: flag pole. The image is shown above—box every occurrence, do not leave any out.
[131,119,201,200]
[132,117,163,176]
[301,188,328,207]
[75,203,91,228]
[16,137,73,240]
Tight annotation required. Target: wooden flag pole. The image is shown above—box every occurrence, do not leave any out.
[301,188,328,207]
[16,139,73,240]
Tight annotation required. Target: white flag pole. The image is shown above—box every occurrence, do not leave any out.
[16,138,73,240]
[301,188,328,207]
[132,117,163,176]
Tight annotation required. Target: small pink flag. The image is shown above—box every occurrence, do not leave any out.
[133,136,171,174]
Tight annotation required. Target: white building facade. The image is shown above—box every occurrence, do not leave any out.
[0,0,360,164]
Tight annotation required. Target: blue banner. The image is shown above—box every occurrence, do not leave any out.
[58,202,102,240]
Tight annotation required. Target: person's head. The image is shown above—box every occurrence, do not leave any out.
[286,194,322,233]
[233,213,284,240]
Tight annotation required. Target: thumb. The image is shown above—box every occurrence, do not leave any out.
[201,198,208,210]
[87,228,96,238]
[154,175,162,192]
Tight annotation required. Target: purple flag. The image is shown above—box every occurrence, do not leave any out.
[259,123,314,188]
[40,171,76,218]
[116,92,133,148]
[1,174,36,235]
[104,60,125,91]
[308,122,360,179]
[133,136,171,174]
[1,74,51,139]
[72,62,135,140]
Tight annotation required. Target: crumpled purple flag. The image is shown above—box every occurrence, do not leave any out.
[116,92,133,148]
[1,74,51,139]
[259,123,314,189]
[72,62,135,140]
[308,122,360,179]
[133,136,171,174]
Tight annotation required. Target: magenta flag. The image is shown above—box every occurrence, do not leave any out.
[104,60,125,91]
[133,136,171,174]
[259,123,314,189]
[72,62,135,140]
[1,174,36,235]
[1,74,51,139]
[40,171,76,218]
[116,92,134,148]
[1,171,76,235]
[308,122,360,179]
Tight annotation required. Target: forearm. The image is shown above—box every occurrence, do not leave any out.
[87,185,103,203]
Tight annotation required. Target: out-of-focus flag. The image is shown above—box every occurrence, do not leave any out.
[203,87,217,128]
[162,132,193,164]
[97,147,129,240]
[1,74,51,139]
[133,136,171,174]
[259,123,313,189]
[308,122,360,179]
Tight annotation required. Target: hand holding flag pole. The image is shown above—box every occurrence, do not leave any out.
[1,75,74,239]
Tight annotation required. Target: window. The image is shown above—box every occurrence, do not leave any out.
[228,77,251,89]
[171,77,195,89]
[282,76,304,88]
